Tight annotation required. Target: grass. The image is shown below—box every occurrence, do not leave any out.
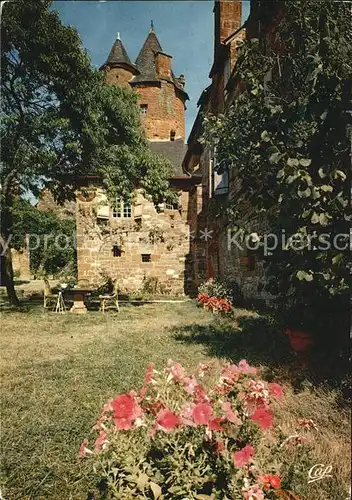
[0,301,350,499]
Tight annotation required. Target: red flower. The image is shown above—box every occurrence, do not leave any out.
[233,444,255,468]
[156,409,180,432]
[261,474,281,490]
[192,402,213,425]
[270,475,281,489]
[251,408,273,429]
[215,439,225,454]
[268,382,283,399]
[208,417,224,431]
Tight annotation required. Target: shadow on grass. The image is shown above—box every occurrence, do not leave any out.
[172,312,294,372]
[172,310,351,402]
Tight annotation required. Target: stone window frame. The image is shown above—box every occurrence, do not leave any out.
[112,199,132,218]
[140,104,148,115]
[141,253,151,263]
[211,147,229,196]
[112,245,122,257]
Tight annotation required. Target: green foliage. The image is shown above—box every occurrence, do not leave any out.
[80,360,307,499]
[203,0,351,348]
[11,198,76,277]
[1,0,173,303]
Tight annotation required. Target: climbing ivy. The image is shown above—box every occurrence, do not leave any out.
[203,0,351,349]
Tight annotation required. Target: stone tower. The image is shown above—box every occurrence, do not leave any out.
[101,25,189,152]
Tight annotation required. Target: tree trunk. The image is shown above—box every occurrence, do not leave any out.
[1,186,20,306]
[1,241,20,306]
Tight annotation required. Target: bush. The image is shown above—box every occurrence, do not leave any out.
[198,278,243,306]
[79,360,316,499]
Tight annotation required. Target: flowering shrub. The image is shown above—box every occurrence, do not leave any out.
[78,360,316,499]
[198,278,243,306]
[198,292,232,314]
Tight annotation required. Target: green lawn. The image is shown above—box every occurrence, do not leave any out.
[0,302,217,499]
[0,301,350,499]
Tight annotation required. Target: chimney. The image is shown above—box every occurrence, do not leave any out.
[155,51,172,79]
[214,0,242,56]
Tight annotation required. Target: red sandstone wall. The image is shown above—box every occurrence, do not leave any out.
[135,82,185,141]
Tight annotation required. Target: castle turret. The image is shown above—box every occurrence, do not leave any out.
[100,33,139,86]
[130,24,189,142]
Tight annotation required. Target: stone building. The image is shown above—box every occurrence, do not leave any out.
[183,0,282,302]
[76,25,197,294]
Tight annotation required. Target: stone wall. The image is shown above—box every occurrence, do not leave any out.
[76,188,191,294]
[36,189,75,219]
[135,82,185,141]
[12,245,31,280]
[104,66,135,87]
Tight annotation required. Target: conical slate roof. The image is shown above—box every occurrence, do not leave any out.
[100,36,136,71]
[132,29,163,83]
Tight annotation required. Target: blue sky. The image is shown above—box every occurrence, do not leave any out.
[53,1,250,139]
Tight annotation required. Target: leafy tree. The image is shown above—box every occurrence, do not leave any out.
[1,0,173,305]
[11,198,76,277]
[203,0,351,355]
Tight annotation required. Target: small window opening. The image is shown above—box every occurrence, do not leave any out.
[113,245,122,257]
[140,104,148,115]
[170,129,176,141]
[141,254,151,263]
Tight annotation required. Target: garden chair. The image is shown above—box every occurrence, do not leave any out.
[43,277,58,311]
[99,279,119,313]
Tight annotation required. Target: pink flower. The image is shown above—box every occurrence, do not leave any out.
[222,402,242,425]
[242,481,265,500]
[183,376,198,394]
[268,382,283,399]
[94,430,107,452]
[155,409,180,432]
[197,362,212,378]
[139,363,155,400]
[112,392,143,430]
[233,444,255,468]
[79,439,89,458]
[239,359,257,375]
[251,408,273,429]
[166,361,185,382]
[193,384,209,403]
[221,363,241,384]
[192,402,213,425]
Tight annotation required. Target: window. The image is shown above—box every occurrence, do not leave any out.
[141,254,151,263]
[211,148,229,196]
[112,199,132,218]
[140,104,148,115]
[112,245,122,257]
[170,129,176,141]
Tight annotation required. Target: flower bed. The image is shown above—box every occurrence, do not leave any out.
[197,292,232,314]
[79,360,317,499]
